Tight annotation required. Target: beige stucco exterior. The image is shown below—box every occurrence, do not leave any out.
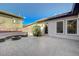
[0,13,23,31]
[21,25,33,36]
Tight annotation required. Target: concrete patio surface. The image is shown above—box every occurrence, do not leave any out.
[0,36,79,56]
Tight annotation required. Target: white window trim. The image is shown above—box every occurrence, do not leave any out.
[66,18,78,35]
[56,20,64,35]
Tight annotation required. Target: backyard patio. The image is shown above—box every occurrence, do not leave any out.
[0,36,79,56]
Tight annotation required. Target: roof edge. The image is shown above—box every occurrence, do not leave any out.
[0,10,24,19]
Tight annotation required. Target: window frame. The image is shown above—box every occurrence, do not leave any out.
[56,20,64,34]
[66,18,78,35]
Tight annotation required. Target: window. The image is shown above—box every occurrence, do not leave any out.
[67,19,77,34]
[57,21,63,33]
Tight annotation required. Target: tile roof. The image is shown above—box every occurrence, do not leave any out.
[0,10,23,19]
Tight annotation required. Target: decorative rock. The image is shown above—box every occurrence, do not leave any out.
[11,36,21,40]
[0,38,5,42]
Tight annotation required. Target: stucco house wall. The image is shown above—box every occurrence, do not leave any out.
[22,25,33,36]
[47,15,79,40]
[0,13,23,31]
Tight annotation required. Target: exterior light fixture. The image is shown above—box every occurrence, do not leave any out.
[13,20,16,23]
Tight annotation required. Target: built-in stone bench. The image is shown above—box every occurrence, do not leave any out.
[0,32,28,42]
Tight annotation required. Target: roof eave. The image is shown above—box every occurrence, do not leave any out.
[0,10,24,19]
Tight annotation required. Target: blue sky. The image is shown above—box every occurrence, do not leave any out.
[0,3,73,25]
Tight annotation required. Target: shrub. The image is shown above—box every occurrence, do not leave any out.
[32,25,42,37]
[11,36,21,40]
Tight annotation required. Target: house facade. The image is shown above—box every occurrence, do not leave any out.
[0,11,23,32]
[45,3,79,40]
